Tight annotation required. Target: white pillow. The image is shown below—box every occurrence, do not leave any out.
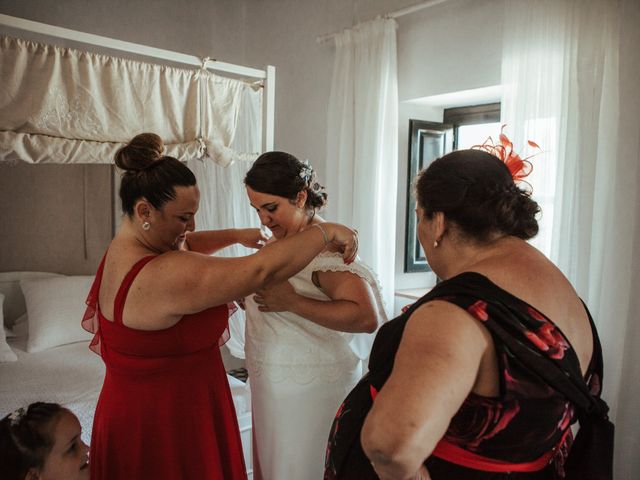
[20,276,95,353]
[0,293,18,362]
[0,271,65,326]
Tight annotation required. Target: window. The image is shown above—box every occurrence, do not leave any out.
[404,103,500,273]
[444,103,501,150]
[404,120,453,273]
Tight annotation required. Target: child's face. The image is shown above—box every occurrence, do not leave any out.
[38,410,90,480]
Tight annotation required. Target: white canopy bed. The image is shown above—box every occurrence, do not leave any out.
[0,14,271,477]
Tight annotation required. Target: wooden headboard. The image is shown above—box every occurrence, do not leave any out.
[0,162,114,275]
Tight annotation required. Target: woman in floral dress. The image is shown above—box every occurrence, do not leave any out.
[325,147,610,479]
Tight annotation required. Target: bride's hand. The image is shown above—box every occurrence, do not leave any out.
[253,281,297,313]
[320,223,358,264]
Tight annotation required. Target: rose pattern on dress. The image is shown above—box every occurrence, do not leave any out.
[445,396,521,450]
[370,384,378,401]
[524,307,569,360]
[468,300,489,321]
[325,401,348,479]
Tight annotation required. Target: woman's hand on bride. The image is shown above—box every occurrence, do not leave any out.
[321,223,359,264]
[253,281,297,312]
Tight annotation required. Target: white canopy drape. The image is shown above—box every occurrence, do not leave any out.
[0,35,258,165]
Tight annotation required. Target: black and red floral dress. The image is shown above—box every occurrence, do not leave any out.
[324,272,604,480]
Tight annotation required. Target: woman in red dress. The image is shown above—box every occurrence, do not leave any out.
[82,133,358,479]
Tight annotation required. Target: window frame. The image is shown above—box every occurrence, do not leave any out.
[403,103,501,273]
[444,103,501,149]
[404,120,452,273]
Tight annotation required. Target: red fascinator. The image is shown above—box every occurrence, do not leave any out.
[472,125,540,184]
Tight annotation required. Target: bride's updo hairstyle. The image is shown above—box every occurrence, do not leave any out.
[115,133,196,217]
[244,151,328,214]
[416,149,540,242]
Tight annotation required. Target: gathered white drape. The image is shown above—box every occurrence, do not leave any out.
[0,35,257,165]
[501,1,640,476]
[187,85,263,359]
[325,17,398,315]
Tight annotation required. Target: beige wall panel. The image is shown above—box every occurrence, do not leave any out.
[0,163,113,275]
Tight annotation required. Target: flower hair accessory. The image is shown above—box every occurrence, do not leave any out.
[472,125,540,183]
[8,407,25,426]
[299,159,313,184]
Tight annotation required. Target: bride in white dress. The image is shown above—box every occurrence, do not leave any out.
[243,152,387,480]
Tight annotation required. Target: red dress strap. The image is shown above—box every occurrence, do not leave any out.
[113,255,158,326]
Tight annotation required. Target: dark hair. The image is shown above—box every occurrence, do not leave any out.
[115,133,197,217]
[415,149,540,241]
[0,402,66,479]
[244,151,328,212]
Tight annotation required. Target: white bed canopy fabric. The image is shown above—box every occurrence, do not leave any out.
[0,35,259,166]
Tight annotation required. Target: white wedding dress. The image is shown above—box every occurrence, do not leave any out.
[244,252,386,480]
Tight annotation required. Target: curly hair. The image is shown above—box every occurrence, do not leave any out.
[415,149,540,241]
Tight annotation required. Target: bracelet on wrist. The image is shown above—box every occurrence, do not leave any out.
[313,223,329,246]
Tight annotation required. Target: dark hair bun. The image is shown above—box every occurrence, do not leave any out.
[306,180,328,210]
[115,133,164,172]
[115,133,196,217]
[491,184,540,239]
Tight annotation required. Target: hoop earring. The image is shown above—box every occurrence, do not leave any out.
[142,221,151,231]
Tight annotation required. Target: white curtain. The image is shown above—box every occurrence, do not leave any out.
[0,35,257,165]
[187,85,263,359]
[501,1,640,477]
[325,17,398,315]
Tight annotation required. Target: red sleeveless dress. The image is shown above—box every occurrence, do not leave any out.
[83,254,247,479]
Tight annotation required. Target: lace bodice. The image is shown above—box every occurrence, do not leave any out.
[244,252,386,384]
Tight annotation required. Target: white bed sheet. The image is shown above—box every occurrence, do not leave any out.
[0,337,252,447]
[0,337,102,443]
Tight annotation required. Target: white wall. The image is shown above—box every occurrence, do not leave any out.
[241,0,420,179]
[0,0,249,65]
[397,0,503,102]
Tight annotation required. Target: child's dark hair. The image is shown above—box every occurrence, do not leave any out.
[115,133,197,216]
[244,151,328,213]
[0,402,66,480]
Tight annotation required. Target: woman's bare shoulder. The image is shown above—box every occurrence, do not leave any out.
[471,250,593,374]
